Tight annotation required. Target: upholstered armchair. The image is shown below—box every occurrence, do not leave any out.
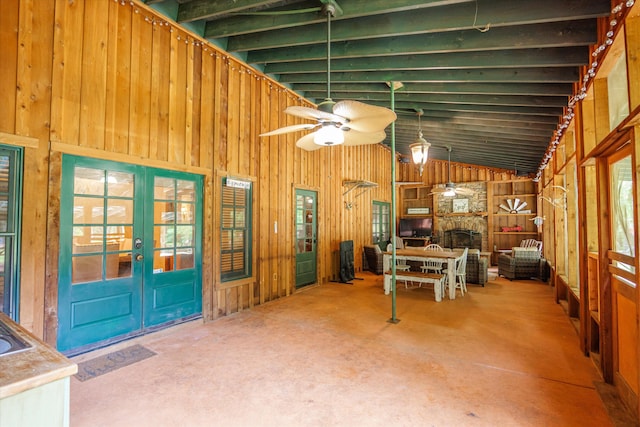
[498,247,541,280]
[465,249,488,286]
[363,245,384,275]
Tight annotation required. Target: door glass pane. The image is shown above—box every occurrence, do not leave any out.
[154,177,174,199]
[0,201,7,233]
[610,154,635,280]
[74,167,104,196]
[156,225,174,247]
[177,180,195,200]
[107,200,132,224]
[296,194,315,254]
[107,171,134,197]
[177,202,194,224]
[155,202,175,223]
[72,167,134,282]
[176,225,194,247]
[153,178,197,273]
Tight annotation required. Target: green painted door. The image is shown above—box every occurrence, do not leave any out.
[143,171,202,327]
[57,156,202,353]
[295,189,317,288]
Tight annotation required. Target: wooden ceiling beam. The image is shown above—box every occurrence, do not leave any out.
[301,91,569,108]
[264,47,589,74]
[279,68,580,84]
[365,100,564,117]
[225,0,609,51]
[290,82,575,96]
[394,127,549,144]
[177,0,293,23]
[200,0,466,37]
[248,20,597,63]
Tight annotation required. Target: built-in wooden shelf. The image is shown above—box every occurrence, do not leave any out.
[436,211,488,218]
[494,231,538,235]
[488,179,538,253]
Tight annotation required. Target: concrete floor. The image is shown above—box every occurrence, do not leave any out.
[71,272,617,427]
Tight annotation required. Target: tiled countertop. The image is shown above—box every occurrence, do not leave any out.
[0,313,77,399]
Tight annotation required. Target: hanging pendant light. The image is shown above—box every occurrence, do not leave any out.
[409,111,430,176]
[442,146,456,197]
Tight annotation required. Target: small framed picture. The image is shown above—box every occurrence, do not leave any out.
[452,199,468,213]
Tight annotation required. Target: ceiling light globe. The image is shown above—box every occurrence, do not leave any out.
[410,137,430,176]
[314,125,344,146]
[410,138,430,164]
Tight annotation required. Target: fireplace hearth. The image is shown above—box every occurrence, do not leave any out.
[444,229,482,250]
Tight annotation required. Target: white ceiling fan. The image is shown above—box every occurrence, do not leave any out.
[430,146,475,197]
[259,3,397,151]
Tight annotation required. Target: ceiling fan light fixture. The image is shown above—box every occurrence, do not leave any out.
[442,185,457,197]
[314,124,344,146]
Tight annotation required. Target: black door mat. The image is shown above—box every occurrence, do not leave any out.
[74,344,156,382]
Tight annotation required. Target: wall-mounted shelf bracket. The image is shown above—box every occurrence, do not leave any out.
[343,180,378,199]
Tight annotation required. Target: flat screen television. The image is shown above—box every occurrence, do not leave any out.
[398,218,433,238]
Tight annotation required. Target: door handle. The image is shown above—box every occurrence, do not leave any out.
[135,254,144,262]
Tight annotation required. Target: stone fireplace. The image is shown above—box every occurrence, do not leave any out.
[444,229,482,250]
[434,181,488,251]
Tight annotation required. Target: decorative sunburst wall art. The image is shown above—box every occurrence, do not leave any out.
[498,198,531,214]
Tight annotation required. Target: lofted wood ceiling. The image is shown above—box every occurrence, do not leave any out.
[145,0,611,175]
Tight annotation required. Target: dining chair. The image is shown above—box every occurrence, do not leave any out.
[387,240,411,272]
[452,247,468,296]
[387,242,412,288]
[420,244,445,274]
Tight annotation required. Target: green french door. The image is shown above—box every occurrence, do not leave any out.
[57,156,202,353]
[295,189,317,288]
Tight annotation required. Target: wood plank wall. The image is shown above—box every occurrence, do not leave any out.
[396,158,519,185]
[1,0,522,341]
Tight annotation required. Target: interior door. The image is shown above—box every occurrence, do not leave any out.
[57,156,202,353]
[295,189,317,288]
[607,146,638,407]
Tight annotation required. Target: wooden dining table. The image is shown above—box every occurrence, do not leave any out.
[383,248,461,300]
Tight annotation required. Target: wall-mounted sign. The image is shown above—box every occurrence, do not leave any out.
[226,178,251,189]
[407,207,430,214]
[452,199,468,213]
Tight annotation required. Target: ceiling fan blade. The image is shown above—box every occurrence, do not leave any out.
[295,132,324,151]
[343,130,386,146]
[259,123,318,137]
[333,101,397,132]
[285,105,345,123]
[456,187,476,195]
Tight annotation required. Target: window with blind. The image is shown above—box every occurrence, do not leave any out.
[221,178,252,281]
